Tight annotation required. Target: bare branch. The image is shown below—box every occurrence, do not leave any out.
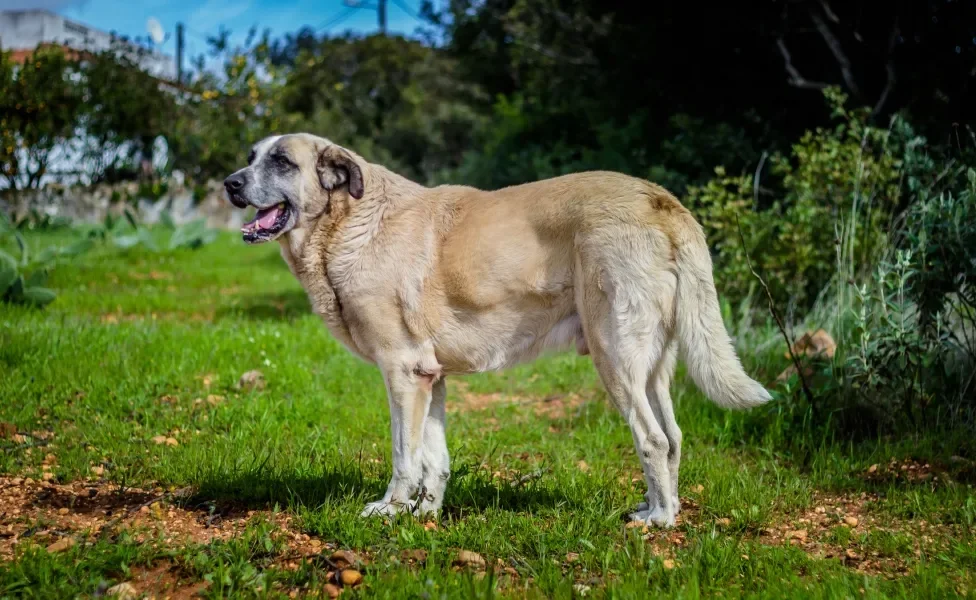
[871,23,899,118]
[819,0,840,24]
[777,38,829,90]
[808,5,862,99]
[734,213,817,409]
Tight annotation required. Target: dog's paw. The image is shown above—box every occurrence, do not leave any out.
[628,506,676,528]
[359,500,411,518]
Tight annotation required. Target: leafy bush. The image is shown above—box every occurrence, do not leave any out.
[843,169,976,430]
[0,213,92,308]
[685,89,902,310]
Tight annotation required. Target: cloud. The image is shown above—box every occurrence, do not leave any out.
[189,0,252,26]
[0,0,88,9]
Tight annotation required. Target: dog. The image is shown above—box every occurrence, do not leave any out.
[223,133,771,527]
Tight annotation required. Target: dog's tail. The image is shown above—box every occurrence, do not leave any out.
[673,218,772,410]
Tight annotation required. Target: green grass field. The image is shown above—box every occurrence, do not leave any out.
[1,231,974,599]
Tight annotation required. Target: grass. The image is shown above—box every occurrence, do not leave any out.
[0,229,974,599]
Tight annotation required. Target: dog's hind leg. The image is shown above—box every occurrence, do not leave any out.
[636,343,681,515]
[575,237,678,526]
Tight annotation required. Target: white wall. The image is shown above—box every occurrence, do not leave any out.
[0,9,176,80]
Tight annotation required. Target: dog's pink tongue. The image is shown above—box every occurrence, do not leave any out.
[243,206,281,232]
[257,206,281,229]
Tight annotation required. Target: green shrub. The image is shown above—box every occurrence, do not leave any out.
[685,88,901,310]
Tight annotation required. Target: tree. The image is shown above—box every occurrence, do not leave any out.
[0,47,84,191]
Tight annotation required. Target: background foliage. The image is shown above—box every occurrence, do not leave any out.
[0,0,974,440]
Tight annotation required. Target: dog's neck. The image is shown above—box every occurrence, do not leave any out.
[277,160,424,362]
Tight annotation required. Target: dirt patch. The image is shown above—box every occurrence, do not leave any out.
[448,381,590,421]
[695,490,962,578]
[0,477,331,562]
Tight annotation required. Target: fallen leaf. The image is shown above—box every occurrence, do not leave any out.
[626,521,649,533]
[339,569,363,586]
[151,435,168,445]
[573,584,591,597]
[715,518,731,528]
[788,329,836,359]
[106,582,139,600]
[323,583,341,598]
[867,464,878,474]
[454,550,486,569]
[164,437,178,447]
[0,423,17,439]
[424,521,438,531]
[692,484,705,493]
[402,549,428,563]
[46,537,74,553]
[662,559,675,570]
[91,465,105,476]
[58,508,69,515]
[566,552,580,563]
[42,472,55,482]
[845,549,860,561]
[237,370,266,391]
[844,516,859,527]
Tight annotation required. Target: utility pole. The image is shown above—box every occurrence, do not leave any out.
[175,22,184,85]
[343,0,387,34]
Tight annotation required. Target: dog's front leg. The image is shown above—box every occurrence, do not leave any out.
[361,361,436,518]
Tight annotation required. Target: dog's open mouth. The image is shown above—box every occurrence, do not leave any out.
[241,203,290,243]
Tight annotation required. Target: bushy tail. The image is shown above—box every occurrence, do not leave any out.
[673,222,772,410]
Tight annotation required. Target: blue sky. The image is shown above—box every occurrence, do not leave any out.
[1,0,430,63]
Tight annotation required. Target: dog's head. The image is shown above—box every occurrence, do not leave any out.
[223,133,364,244]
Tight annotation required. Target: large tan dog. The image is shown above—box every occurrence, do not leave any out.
[223,133,771,526]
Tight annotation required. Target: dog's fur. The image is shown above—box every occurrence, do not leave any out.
[224,133,772,526]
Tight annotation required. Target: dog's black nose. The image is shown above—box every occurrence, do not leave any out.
[224,174,245,193]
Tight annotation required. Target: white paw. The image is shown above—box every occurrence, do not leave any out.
[628,506,676,528]
[360,500,411,518]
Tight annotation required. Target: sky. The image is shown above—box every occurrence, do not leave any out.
[0,0,431,64]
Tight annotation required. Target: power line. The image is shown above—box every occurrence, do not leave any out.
[390,0,422,21]
[317,7,359,33]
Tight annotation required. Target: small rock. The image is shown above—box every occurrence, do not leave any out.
[867,464,878,474]
[330,550,361,569]
[106,582,139,600]
[46,537,74,553]
[454,550,486,569]
[338,569,363,587]
[565,552,580,563]
[139,505,150,514]
[237,370,266,391]
[42,472,55,482]
[323,583,342,598]
[814,506,826,514]
[844,516,859,527]
[788,529,808,542]
[662,558,675,570]
[164,437,178,447]
[58,507,69,515]
[91,465,105,476]
[151,435,168,445]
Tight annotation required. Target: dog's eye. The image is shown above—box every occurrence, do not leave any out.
[247,150,256,165]
[274,154,292,167]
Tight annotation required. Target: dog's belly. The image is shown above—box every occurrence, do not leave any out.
[433,309,585,374]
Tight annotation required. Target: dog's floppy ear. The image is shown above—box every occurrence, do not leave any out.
[316,145,364,199]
